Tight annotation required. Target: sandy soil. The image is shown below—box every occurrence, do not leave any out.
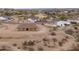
[0,23,77,51]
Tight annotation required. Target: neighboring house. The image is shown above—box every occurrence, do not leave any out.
[0,16,13,21]
[27,18,37,23]
[17,23,38,31]
[56,21,70,27]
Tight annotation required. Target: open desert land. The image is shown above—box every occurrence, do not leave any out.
[0,8,79,51]
[0,22,77,51]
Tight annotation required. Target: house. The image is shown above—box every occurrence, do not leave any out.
[17,23,38,31]
[27,18,37,23]
[0,16,13,21]
[56,21,70,27]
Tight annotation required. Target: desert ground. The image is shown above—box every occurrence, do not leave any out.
[0,8,79,51]
[0,22,77,51]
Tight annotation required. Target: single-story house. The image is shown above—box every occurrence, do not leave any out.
[56,21,70,27]
[17,23,38,31]
[0,16,13,21]
[27,18,37,23]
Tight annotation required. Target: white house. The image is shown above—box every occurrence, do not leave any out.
[56,21,70,27]
[0,16,12,21]
[27,18,37,23]
[0,17,7,21]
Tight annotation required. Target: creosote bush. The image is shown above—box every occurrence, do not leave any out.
[65,29,74,35]
[50,32,56,36]
[17,47,20,49]
[22,46,27,50]
[12,43,17,46]
[62,38,68,43]
[37,46,44,51]
[53,27,58,31]
[23,41,27,46]
[28,47,35,51]
[68,44,79,51]
[52,38,57,42]
[65,36,69,39]
[0,37,2,39]
[43,38,48,41]
[27,40,35,46]
[22,40,35,50]
[58,42,63,46]
[0,46,12,51]
[74,27,78,30]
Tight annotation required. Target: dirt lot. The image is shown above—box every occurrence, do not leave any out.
[0,23,77,51]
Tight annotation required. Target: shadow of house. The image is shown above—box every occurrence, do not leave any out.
[17,23,38,31]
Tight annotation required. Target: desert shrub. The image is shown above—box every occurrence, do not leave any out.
[22,40,35,50]
[27,40,35,46]
[50,32,56,36]
[41,23,44,25]
[74,27,78,30]
[0,46,12,51]
[47,45,55,48]
[0,46,6,51]
[65,36,69,39]
[53,27,58,31]
[62,38,68,43]
[37,46,44,51]
[52,38,57,42]
[76,38,79,42]
[22,41,28,50]
[23,41,27,46]
[49,27,58,32]
[17,47,20,49]
[75,31,79,33]
[43,42,47,46]
[68,44,79,51]
[35,40,41,43]
[0,37,2,39]
[22,46,27,50]
[22,44,28,50]
[49,27,53,32]
[65,29,74,35]
[70,48,79,51]
[74,33,79,42]
[0,21,2,26]
[5,37,13,39]
[58,42,63,46]
[12,43,17,46]
[42,38,48,41]
[28,47,35,51]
